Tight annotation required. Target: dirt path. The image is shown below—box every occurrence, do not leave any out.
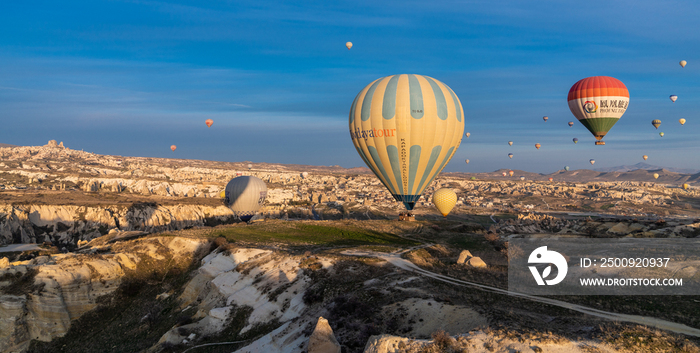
[342,249,700,338]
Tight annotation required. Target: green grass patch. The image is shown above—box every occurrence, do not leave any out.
[208,221,419,248]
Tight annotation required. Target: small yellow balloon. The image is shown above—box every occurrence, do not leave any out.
[683,183,689,190]
[679,118,686,125]
[346,42,353,50]
[653,173,659,179]
[432,188,457,217]
[643,155,648,161]
[219,190,226,198]
[680,60,687,68]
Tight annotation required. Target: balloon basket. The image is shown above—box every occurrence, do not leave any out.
[398,212,415,222]
[595,141,605,145]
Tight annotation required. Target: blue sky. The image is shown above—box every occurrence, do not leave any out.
[1,0,699,173]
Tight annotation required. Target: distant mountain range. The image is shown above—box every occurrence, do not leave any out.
[0,143,18,148]
[592,162,699,174]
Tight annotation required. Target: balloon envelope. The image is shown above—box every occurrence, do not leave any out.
[643,155,648,161]
[573,138,578,144]
[535,143,541,150]
[349,74,465,211]
[508,153,513,159]
[224,176,267,222]
[433,188,457,217]
[653,173,659,179]
[564,166,570,171]
[679,118,686,125]
[520,176,525,181]
[509,170,514,176]
[508,141,513,146]
[465,132,470,138]
[170,145,176,151]
[660,132,665,137]
[301,172,309,179]
[247,164,253,170]
[590,159,595,165]
[652,119,661,129]
[568,76,629,144]
[543,116,548,122]
[568,121,574,127]
[683,183,689,190]
[548,177,553,182]
[346,42,352,50]
[502,172,507,177]
[205,119,213,128]
[465,159,470,164]
[680,60,687,68]
[670,95,678,102]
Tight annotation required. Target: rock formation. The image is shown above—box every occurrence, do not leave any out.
[307,317,341,353]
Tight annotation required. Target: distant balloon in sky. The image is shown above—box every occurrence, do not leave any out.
[568,121,574,127]
[235,171,242,176]
[465,159,470,164]
[568,76,629,145]
[248,163,253,170]
[548,177,553,182]
[679,118,686,125]
[573,138,578,144]
[680,60,687,68]
[471,176,476,180]
[520,176,525,181]
[502,172,507,177]
[224,176,267,222]
[346,42,353,50]
[590,159,595,165]
[535,143,541,150]
[651,119,661,129]
[432,188,457,217]
[205,119,213,128]
[301,172,309,179]
[509,170,514,177]
[170,145,176,152]
[653,173,659,179]
[349,74,464,211]
[508,141,513,146]
[643,155,648,161]
[660,132,665,137]
[465,132,470,138]
[564,166,570,171]
[683,183,689,190]
[543,116,548,122]
[508,153,514,159]
[670,95,678,102]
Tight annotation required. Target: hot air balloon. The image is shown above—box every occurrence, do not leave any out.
[508,153,514,159]
[543,116,548,122]
[670,95,678,102]
[679,118,686,125]
[682,183,689,190]
[432,188,457,217]
[520,176,525,181]
[235,171,242,177]
[349,74,464,211]
[568,76,629,145]
[219,190,226,198]
[548,177,553,182]
[170,145,176,152]
[247,163,253,170]
[535,143,541,150]
[205,119,213,128]
[573,138,578,144]
[590,159,595,165]
[346,42,353,50]
[509,170,514,177]
[508,141,513,146]
[470,176,476,180]
[653,173,659,179]
[301,172,309,179]
[642,155,648,161]
[502,172,507,177]
[564,166,570,171]
[465,132,470,138]
[568,121,574,127]
[465,159,470,164]
[652,120,661,129]
[660,132,665,137]
[680,60,687,68]
[224,176,267,222]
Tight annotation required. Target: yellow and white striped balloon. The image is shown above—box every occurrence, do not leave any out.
[349,74,465,210]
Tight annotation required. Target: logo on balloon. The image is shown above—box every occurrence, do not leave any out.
[584,100,597,114]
